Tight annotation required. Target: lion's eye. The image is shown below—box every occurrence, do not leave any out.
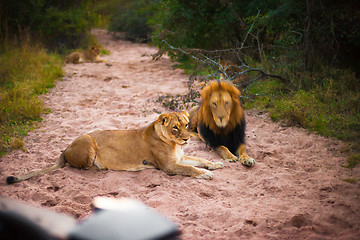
[212,102,217,108]
[173,126,179,131]
[224,101,229,106]
[185,124,188,128]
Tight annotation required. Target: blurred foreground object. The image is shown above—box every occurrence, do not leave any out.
[0,197,180,240]
[0,197,76,239]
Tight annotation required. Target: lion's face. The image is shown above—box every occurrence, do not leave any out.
[157,111,190,145]
[209,90,233,128]
[198,81,243,134]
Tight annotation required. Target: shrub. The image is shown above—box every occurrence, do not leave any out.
[0,0,95,50]
[108,0,160,42]
[0,42,63,156]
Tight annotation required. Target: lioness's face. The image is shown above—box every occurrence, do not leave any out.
[159,111,190,145]
[209,91,233,128]
[90,46,101,56]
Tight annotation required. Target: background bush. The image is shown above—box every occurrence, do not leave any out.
[107,0,160,42]
[0,0,96,51]
[0,0,97,155]
[0,42,63,156]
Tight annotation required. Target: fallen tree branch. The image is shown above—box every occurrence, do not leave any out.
[160,40,284,85]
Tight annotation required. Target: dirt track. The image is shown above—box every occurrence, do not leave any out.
[1,29,359,239]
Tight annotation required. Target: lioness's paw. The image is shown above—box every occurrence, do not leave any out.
[211,161,225,169]
[240,156,255,167]
[196,170,214,180]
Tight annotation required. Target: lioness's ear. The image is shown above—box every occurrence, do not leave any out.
[180,110,189,118]
[158,114,170,126]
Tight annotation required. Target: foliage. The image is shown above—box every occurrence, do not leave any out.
[244,65,360,167]
[246,68,359,136]
[107,0,161,42]
[156,89,200,111]
[343,178,359,184]
[37,7,94,50]
[0,42,63,156]
[0,0,106,155]
[343,154,360,169]
[151,0,247,49]
[0,0,96,50]
[100,0,360,74]
[147,0,360,73]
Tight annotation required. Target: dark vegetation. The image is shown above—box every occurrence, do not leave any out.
[0,0,99,155]
[1,0,97,51]
[0,0,359,167]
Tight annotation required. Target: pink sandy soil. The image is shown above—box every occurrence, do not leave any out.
[1,29,359,239]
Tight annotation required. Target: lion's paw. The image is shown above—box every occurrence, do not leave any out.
[225,155,238,162]
[196,170,214,180]
[240,156,255,167]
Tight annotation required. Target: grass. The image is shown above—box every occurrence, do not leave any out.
[343,178,359,184]
[343,154,360,169]
[0,43,63,156]
[100,47,111,55]
[246,85,360,141]
[244,64,360,168]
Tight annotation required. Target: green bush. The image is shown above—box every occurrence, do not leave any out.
[38,7,94,50]
[151,0,246,49]
[107,0,160,42]
[0,43,63,156]
[0,0,95,50]
[245,70,360,143]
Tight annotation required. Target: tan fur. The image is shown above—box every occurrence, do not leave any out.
[189,81,255,166]
[7,111,224,184]
[65,46,107,64]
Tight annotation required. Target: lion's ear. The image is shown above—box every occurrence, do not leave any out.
[200,85,211,101]
[231,85,241,98]
[158,114,170,126]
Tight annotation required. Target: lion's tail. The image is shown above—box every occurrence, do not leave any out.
[6,151,67,184]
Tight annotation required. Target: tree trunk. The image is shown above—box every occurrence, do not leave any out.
[304,0,312,70]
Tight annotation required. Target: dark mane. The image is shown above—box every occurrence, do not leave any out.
[199,117,246,156]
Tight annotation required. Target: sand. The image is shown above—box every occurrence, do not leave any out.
[1,29,359,240]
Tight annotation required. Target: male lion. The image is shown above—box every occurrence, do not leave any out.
[65,46,107,64]
[6,111,224,184]
[189,80,255,166]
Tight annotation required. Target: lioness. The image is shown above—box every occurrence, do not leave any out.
[189,80,255,166]
[7,111,224,184]
[65,46,107,64]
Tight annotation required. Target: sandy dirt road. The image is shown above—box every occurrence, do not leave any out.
[1,29,359,239]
